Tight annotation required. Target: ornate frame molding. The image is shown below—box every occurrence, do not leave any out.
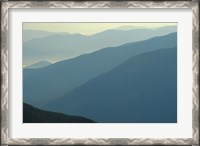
[1,1,199,145]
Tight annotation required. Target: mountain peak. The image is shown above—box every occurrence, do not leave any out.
[25,61,52,69]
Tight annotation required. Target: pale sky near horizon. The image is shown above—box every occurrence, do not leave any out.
[23,23,177,35]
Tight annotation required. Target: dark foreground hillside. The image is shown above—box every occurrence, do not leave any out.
[23,103,95,123]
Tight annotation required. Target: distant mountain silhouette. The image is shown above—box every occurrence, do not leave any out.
[23,30,69,42]
[23,26,176,65]
[25,61,52,69]
[23,103,95,123]
[23,33,177,107]
[44,47,177,123]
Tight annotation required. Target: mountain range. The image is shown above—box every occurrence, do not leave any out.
[23,30,69,42]
[23,26,176,65]
[23,32,177,108]
[23,26,177,123]
[43,47,177,123]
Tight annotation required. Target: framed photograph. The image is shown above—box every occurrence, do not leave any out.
[1,1,199,145]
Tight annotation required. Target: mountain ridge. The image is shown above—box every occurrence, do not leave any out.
[43,47,177,123]
[23,32,177,107]
[25,61,52,69]
[23,26,176,65]
[23,103,95,123]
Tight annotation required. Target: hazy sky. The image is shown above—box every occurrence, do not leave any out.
[23,23,176,35]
